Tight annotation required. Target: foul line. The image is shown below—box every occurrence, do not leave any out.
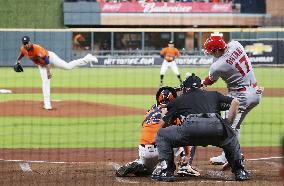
[0,156,280,164]
[0,159,95,164]
[246,156,282,161]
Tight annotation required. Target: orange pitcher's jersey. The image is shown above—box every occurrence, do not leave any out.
[160,47,180,62]
[140,104,181,145]
[21,44,49,66]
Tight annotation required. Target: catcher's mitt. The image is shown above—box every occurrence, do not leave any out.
[14,63,24,72]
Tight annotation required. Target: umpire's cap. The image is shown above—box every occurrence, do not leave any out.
[182,73,202,89]
[22,36,30,45]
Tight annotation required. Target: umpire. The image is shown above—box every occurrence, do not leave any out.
[153,73,250,182]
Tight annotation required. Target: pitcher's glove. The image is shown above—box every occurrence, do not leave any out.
[14,63,24,72]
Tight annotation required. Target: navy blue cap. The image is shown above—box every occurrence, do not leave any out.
[22,36,30,44]
[168,40,174,44]
[183,73,202,89]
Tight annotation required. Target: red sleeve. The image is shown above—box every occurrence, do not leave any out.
[203,76,215,86]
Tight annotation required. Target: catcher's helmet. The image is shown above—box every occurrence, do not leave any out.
[182,73,202,90]
[156,86,177,105]
[204,36,226,54]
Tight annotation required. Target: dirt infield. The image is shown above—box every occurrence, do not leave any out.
[0,100,145,117]
[0,147,281,186]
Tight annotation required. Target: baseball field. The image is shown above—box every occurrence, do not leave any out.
[0,66,282,185]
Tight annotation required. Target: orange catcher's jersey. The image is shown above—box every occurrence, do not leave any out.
[140,104,162,145]
[160,47,180,62]
[21,44,49,66]
[140,104,181,145]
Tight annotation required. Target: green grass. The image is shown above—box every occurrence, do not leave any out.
[240,97,284,147]
[0,116,142,148]
[0,67,283,88]
[0,0,63,28]
[0,67,283,148]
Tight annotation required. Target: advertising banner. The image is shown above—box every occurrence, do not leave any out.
[239,40,284,64]
[89,56,214,67]
[99,2,232,13]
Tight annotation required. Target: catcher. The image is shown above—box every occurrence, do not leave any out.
[116,86,200,177]
[159,41,183,87]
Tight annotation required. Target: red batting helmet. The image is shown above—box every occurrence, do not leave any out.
[204,36,226,54]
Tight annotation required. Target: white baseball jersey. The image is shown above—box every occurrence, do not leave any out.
[208,40,261,130]
[208,40,257,91]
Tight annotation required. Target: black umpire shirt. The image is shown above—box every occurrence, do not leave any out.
[163,89,233,124]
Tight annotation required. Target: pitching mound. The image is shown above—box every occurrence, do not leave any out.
[0,100,145,117]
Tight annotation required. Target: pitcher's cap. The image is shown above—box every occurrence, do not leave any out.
[22,36,30,44]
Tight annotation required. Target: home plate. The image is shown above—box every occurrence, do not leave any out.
[19,163,32,172]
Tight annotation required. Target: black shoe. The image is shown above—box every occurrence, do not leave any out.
[235,169,250,181]
[155,169,175,182]
[116,162,140,177]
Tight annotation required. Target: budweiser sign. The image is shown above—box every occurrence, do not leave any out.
[99,2,232,13]
[141,3,193,13]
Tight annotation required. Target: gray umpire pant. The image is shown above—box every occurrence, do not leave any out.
[156,116,242,172]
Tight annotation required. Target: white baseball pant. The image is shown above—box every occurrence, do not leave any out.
[135,144,159,172]
[39,51,89,109]
[225,86,262,140]
[134,145,185,173]
[160,60,180,75]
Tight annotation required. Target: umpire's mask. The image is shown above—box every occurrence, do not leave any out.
[182,73,202,93]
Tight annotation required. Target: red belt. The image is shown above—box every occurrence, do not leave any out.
[237,83,257,92]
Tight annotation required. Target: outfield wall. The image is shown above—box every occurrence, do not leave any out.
[1,28,284,67]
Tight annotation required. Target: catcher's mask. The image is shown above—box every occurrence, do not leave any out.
[182,73,202,92]
[156,86,177,105]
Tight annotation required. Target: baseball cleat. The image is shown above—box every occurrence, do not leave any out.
[177,163,200,177]
[83,53,98,64]
[43,105,52,110]
[234,169,250,181]
[153,169,175,182]
[90,54,98,64]
[82,54,93,64]
[116,162,140,177]
[209,153,227,165]
[43,102,52,110]
[151,164,162,180]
